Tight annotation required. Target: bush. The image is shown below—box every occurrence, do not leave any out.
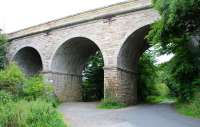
[163,49,199,102]
[0,99,66,127]
[0,63,59,106]
[0,33,8,70]
[22,75,53,100]
[176,90,200,119]
[138,51,158,102]
[22,75,59,107]
[154,83,170,97]
[0,91,13,105]
[0,63,65,126]
[98,98,126,109]
[0,63,25,95]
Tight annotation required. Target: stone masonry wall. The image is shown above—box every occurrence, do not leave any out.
[43,72,82,102]
[104,67,138,105]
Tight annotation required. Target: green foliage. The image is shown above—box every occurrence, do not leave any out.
[162,49,199,102]
[22,75,53,100]
[0,63,65,126]
[148,0,200,102]
[138,51,158,101]
[0,63,25,95]
[82,51,104,101]
[154,83,169,97]
[98,98,126,109]
[0,33,8,70]
[0,99,66,127]
[0,91,13,105]
[0,63,58,105]
[176,90,200,119]
[146,96,166,104]
[149,0,200,54]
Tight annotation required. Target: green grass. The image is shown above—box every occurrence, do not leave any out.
[146,96,176,104]
[97,98,127,109]
[175,92,200,119]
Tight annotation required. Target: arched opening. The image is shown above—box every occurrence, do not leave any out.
[50,37,104,102]
[13,47,43,75]
[118,25,150,73]
[117,25,150,104]
[118,25,170,104]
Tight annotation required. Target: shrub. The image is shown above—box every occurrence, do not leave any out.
[98,98,126,109]
[0,99,66,127]
[0,63,59,106]
[154,83,170,97]
[22,75,53,100]
[176,90,200,118]
[0,91,13,105]
[138,51,158,102]
[22,75,59,107]
[0,33,8,70]
[0,63,25,95]
[163,49,199,102]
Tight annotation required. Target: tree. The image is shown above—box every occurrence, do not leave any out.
[82,51,104,101]
[138,50,158,102]
[147,0,200,102]
[0,31,8,70]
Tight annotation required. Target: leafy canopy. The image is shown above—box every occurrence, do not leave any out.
[148,0,200,102]
[148,0,200,54]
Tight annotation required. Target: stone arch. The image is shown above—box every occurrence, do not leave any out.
[118,25,150,72]
[13,46,43,75]
[49,37,104,102]
[109,25,150,105]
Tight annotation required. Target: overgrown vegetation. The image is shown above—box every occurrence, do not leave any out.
[0,33,7,70]
[138,50,171,104]
[148,0,200,102]
[0,63,66,127]
[175,91,200,119]
[138,51,157,102]
[0,99,66,127]
[82,51,104,102]
[0,33,67,127]
[147,0,200,118]
[97,98,127,109]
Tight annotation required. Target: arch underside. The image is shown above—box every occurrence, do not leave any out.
[49,37,103,102]
[115,25,150,104]
[13,47,43,75]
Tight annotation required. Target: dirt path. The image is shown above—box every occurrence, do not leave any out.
[58,102,200,127]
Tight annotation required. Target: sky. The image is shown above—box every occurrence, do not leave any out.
[0,0,126,33]
[0,0,173,63]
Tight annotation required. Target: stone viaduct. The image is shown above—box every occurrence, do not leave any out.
[7,0,159,105]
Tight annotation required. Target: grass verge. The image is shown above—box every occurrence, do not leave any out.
[175,92,200,119]
[97,98,127,109]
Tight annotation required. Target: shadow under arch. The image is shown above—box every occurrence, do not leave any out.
[50,37,104,102]
[118,25,150,72]
[13,46,43,75]
[116,25,150,104]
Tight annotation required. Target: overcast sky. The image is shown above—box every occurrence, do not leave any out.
[0,0,126,33]
[0,0,173,63]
